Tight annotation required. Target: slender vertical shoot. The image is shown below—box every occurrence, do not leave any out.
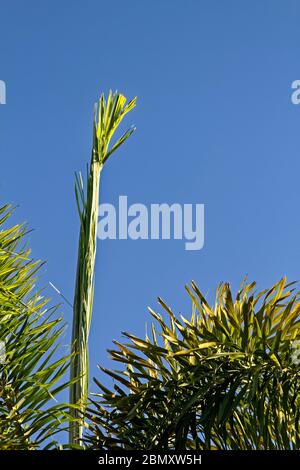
[69,91,137,445]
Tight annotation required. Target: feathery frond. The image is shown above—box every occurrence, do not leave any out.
[0,205,73,449]
[86,278,300,450]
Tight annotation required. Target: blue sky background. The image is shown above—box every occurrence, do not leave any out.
[1,0,300,397]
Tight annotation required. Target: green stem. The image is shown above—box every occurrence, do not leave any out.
[69,160,102,445]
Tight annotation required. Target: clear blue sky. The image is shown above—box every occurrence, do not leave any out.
[1,0,300,386]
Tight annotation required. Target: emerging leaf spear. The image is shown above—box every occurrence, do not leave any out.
[69,91,137,445]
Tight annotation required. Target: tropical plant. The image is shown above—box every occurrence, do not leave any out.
[70,91,137,444]
[86,278,300,450]
[0,205,73,449]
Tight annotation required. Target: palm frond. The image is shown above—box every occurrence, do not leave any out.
[86,278,300,450]
[0,205,74,449]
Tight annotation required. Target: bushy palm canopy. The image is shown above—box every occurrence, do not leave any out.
[0,205,72,449]
[86,278,300,450]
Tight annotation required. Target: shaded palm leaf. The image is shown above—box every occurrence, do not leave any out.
[0,205,74,449]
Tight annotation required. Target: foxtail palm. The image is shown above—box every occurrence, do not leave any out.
[86,278,300,449]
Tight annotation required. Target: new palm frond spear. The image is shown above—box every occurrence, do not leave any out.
[69,91,137,445]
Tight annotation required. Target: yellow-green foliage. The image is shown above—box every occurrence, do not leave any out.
[87,279,300,449]
[0,206,72,449]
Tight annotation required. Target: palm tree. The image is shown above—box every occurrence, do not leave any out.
[86,278,300,449]
[0,205,73,449]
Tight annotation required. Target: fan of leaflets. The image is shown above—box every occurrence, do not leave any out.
[86,278,300,450]
[0,205,73,449]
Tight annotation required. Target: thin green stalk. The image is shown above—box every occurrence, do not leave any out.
[69,91,136,445]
